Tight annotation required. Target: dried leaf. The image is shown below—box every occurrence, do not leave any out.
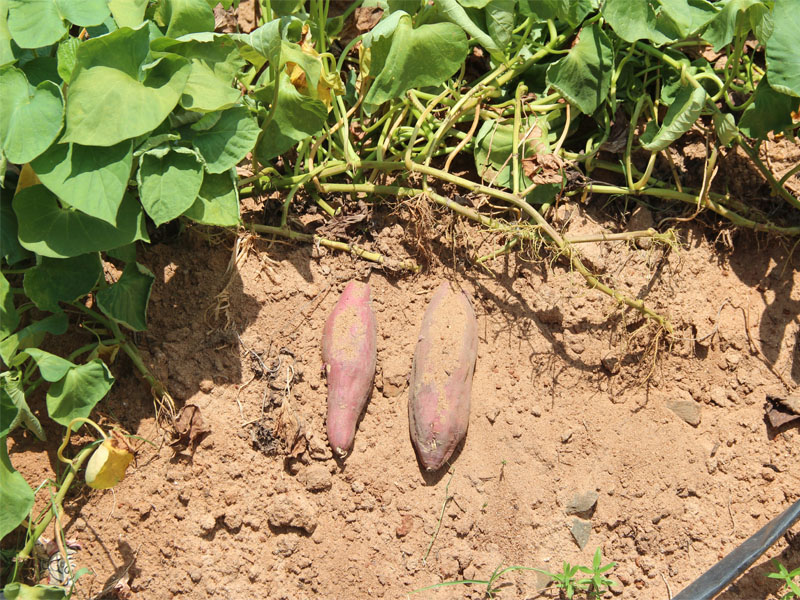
[171,404,210,450]
[521,154,565,184]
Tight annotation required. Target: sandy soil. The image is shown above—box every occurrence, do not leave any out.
[6,189,800,599]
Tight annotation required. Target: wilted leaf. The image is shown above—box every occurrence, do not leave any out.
[171,403,210,451]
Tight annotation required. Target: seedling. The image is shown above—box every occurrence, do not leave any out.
[577,548,618,599]
[768,560,800,600]
[410,564,538,599]
[536,561,585,599]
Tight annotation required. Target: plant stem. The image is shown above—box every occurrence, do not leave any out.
[246,223,420,272]
[15,445,94,562]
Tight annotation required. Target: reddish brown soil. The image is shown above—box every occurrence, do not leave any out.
[6,190,800,599]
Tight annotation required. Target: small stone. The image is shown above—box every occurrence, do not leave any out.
[189,569,202,583]
[268,495,317,534]
[198,378,214,393]
[667,400,701,427]
[396,515,413,538]
[565,491,599,517]
[561,431,573,444]
[601,354,621,375]
[570,518,592,550]
[486,407,500,424]
[300,464,332,492]
[351,481,365,494]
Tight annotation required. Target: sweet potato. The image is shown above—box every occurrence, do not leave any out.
[408,282,478,471]
[322,281,377,457]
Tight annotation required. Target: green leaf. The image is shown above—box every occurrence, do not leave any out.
[0,439,35,540]
[0,0,14,66]
[0,67,64,163]
[1,370,45,440]
[0,312,68,368]
[485,0,515,51]
[181,106,259,173]
[703,0,768,51]
[108,0,148,28]
[739,77,797,137]
[7,0,66,48]
[31,140,133,226]
[56,36,80,82]
[137,146,204,226]
[660,0,718,38]
[20,56,59,86]
[6,0,108,49]
[766,0,800,97]
[105,243,137,263]
[433,0,501,59]
[57,0,110,26]
[1,190,31,266]
[154,0,214,38]
[0,272,19,337]
[23,253,103,312]
[363,12,468,108]
[713,111,737,145]
[254,71,327,161]
[13,185,149,258]
[3,583,70,600]
[24,348,75,382]
[641,85,707,151]
[62,25,191,147]
[546,24,613,115]
[602,0,680,45]
[151,35,244,112]
[183,171,240,226]
[46,359,114,427]
[519,0,595,27]
[96,262,154,331]
[474,115,549,188]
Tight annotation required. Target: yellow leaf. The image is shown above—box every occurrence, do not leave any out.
[85,436,134,490]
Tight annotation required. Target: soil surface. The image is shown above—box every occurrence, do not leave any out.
[7,186,800,599]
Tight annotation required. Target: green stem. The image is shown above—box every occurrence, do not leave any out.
[15,445,95,562]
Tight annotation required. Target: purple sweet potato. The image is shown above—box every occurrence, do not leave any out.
[408,282,478,471]
[322,281,377,457]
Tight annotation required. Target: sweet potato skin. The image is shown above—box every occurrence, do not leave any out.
[408,282,478,471]
[322,281,377,457]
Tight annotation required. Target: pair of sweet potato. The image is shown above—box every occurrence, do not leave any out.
[322,281,478,470]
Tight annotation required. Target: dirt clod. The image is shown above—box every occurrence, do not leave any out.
[268,495,318,534]
[299,464,332,492]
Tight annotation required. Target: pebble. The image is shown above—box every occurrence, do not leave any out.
[268,494,318,534]
[565,490,599,517]
[300,464,332,492]
[351,480,365,494]
[570,518,592,550]
[395,515,413,538]
[198,378,214,393]
[667,400,701,427]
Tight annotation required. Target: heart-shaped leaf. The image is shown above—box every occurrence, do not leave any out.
[0,67,64,163]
